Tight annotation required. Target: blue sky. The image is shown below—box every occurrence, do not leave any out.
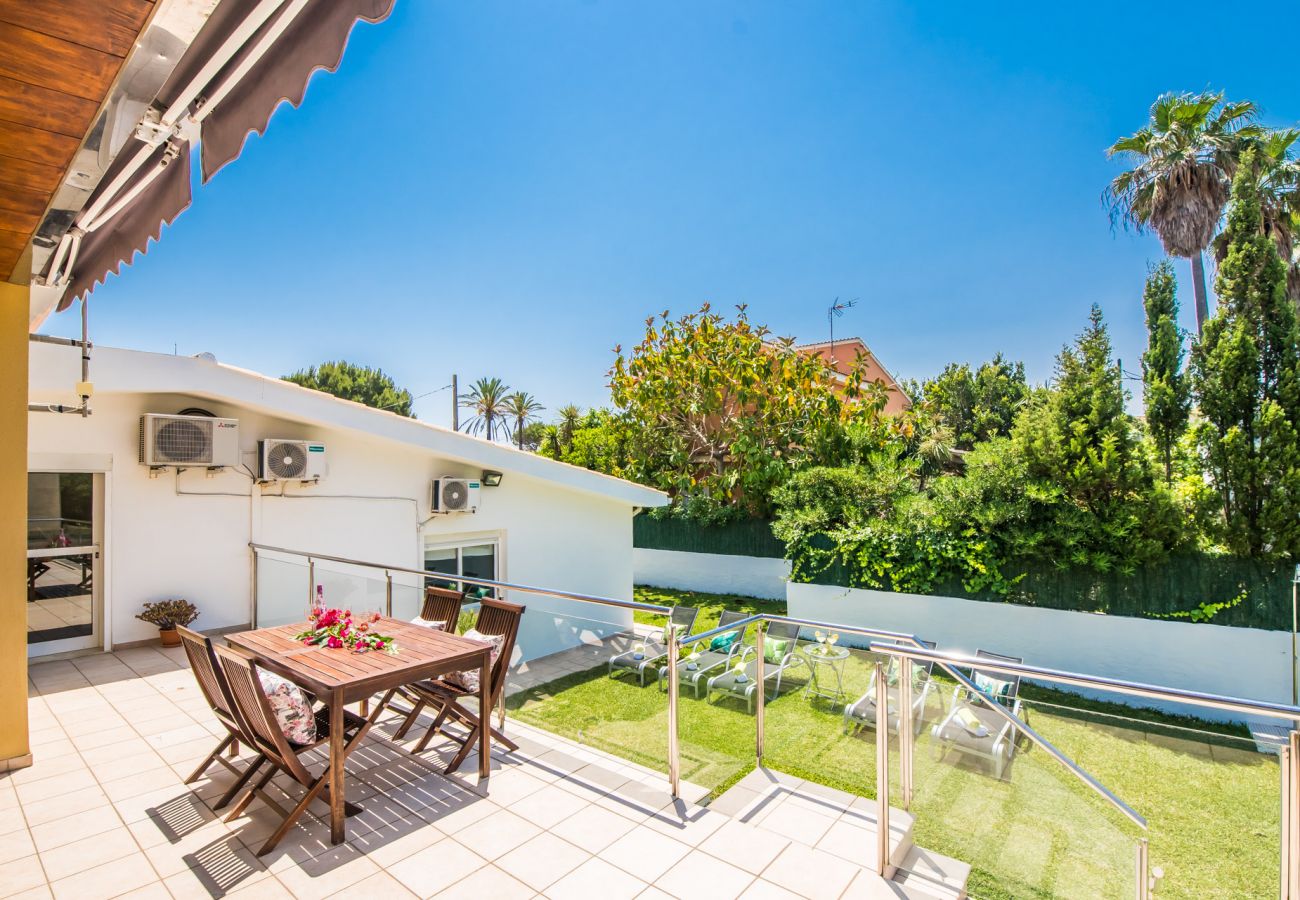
[45,2,1299,425]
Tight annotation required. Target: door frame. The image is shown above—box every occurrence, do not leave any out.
[26,458,112,657]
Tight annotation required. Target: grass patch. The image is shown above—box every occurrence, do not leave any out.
[508,587,1280,899]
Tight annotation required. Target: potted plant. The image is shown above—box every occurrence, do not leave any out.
[137,599,199,647]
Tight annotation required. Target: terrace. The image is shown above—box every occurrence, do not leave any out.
[8,548,1298,900]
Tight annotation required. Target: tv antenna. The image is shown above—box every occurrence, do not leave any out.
[827,297,858,357]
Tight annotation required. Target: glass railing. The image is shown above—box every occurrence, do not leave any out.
[1013,686,1279,899]
[504,601,671,782]
[248,544,1300,899]
[895,668,1141,898]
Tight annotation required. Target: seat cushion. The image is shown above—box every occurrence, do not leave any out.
[258,670,316,744]
[445,629,505,693]
[411,616,447,630]
[762,638,788,664]
[709,631,739,653]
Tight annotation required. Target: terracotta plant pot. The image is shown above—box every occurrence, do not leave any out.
[159,628,181,647]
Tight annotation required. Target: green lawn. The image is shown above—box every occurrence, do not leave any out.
[508,587,1280,899]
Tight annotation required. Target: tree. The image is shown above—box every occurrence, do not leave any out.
[535,409,630,476]
[918,354,1027,450]
[283,361,414,417]
[556,405,583,451]
[460,377,512,442]
[971,354,1029,442]
[1245,129,1300,307]
[503,392,544,450]
[1192,148,1300,557]
[1106,91,1262,334]
[1013,306,1185,568]
[1140,261,1191,481]
[610,304,887,519]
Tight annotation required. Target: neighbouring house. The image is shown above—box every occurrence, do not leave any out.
[27,340,666,661]
[793,337,911,415]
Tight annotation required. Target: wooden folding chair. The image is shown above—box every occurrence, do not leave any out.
[377,585,468,719]
[177,626,257,809]
[416,585,464,630]
[213,645,370,855]
[392,596,525,774]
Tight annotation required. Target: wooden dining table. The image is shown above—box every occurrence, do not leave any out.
[226,616,493,844]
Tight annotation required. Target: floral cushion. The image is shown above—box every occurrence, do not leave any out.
[411,616,446,630]
[446,629,505,693]
[258,670,316,744]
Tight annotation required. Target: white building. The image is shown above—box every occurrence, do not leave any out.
[27,341,666,661]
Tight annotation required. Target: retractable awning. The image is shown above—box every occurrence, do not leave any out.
[39,0,396,313]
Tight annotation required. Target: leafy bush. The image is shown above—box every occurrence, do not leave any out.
[137,599,199,630]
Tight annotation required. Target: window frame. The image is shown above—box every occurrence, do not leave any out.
[422,533,502,596]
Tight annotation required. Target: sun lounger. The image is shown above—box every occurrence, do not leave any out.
[657,609,750,697]
[931,649,1024,780]
[705,620,805,713]
[608,605,700,686]
[843,639,938,737]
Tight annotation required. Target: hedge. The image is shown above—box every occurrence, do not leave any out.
[633,516,1297,632]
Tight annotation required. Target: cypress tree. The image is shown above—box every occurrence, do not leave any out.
[1141,261,1190,482]
[1192,148,1300,557]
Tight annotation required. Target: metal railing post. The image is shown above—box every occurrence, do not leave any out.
[1284,733,1294,900]
[307,556,315,612]
[250,547,259,628]
[385,569,393,617]
[755,621,766,765]
[1283,741,1292,900]
[1136,838,1149,900]
[899,655,914,810]
[875,660,890,876]
[667,622,680,798]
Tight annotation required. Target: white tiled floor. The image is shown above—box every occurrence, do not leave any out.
[9,644,907,899]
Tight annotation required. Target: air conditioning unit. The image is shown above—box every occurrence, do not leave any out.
[139,414,241,468]
[259,439,328,481]
[431,477,480,514]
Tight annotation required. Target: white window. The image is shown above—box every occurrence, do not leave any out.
[424,537,499,597]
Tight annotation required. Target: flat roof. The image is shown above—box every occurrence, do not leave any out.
[29,342,668,509]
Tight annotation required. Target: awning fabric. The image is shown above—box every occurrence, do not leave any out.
[64,141,193,307]
[62,0,397,308]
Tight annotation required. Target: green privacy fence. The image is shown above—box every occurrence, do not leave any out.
[633,516,1297,631]
[811,555,1295,631]
[633,515,786,558]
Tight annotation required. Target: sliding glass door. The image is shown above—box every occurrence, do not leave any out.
[27,472,101,656]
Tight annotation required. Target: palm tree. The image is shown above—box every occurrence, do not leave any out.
[1105,91,1263,335]
[1253,128,1300,304]
[1211,129,1300,306]
[460,377,511,442]
[556,404,582,451]
[503,391,545,450]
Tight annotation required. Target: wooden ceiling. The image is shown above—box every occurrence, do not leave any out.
[0,0,157,282]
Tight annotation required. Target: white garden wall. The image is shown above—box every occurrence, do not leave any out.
[634,548,790,600]
[788,582,1294,724]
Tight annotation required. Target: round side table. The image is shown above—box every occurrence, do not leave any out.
[802,645,850,707]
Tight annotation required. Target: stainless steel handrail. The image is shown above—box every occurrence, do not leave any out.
[871,643,1300,724]
[248,542,671,616]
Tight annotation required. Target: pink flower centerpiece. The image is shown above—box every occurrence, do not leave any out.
[295,608,398,655]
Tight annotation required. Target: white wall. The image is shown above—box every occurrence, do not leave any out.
[634,549,790,600]
[789,583,1293,724]
[29,389,635,659]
